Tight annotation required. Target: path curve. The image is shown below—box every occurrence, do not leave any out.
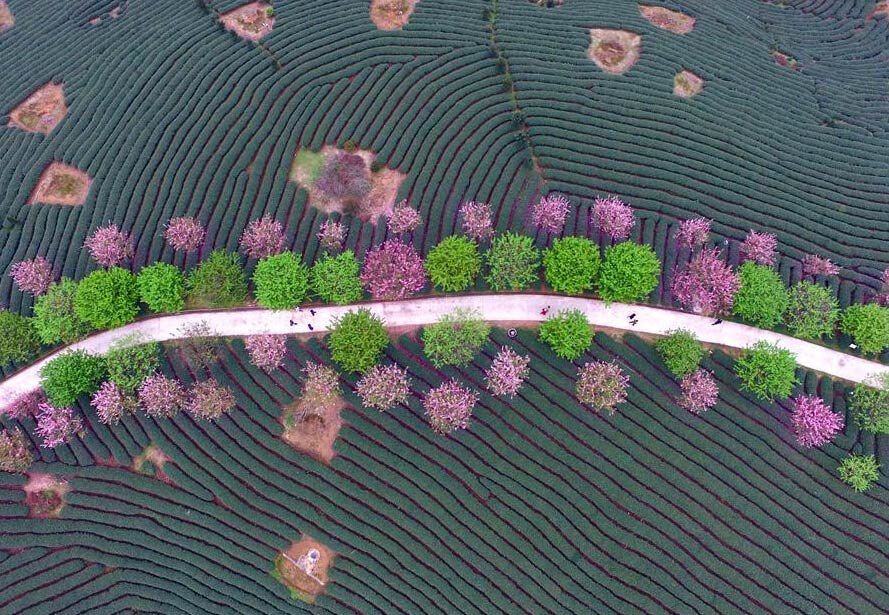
[2,293,886,406]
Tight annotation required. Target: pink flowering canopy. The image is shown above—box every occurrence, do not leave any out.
[672,247,740,316]
[317,219,346,252]
[239,216,286,260]
[356,363,412,411]
[84,224,134,268]
[459,201,495,242]
[302,362,340,407]
[801,254,840,278]
[387,200,423,235]
[187,380,236,421]
[424,380,479,435]
[2,389,46,420]
[91,381,135,425]
[35,402,83,448]
[164,216,206,253]
[485,346,531,398]
[9,256,54,296]
[576,361,629,415]
[531,193,571,235]
[245,334,287,372]
[677,369,719,415]
[592,196,635,241]
[360,240,426,300]
[790,394,844,447]
[138,373,187,418]
[675,217,711,249]
[740,230,778,266]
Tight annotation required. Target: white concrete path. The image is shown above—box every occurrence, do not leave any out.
[1,293,885,407]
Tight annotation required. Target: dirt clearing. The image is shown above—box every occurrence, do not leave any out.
[23,473,69,518]
[281,396,344,464]
[220,2,274,42]
[0,1,13,32]
[639,5,695,34]
[29,162,92,206]
[370,0,418,30]
[8,83,67,134]
[673,70,703,97]
[273,536,335,603]
[588,29,641,75]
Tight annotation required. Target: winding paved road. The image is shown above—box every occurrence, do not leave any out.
[1,293,885,406]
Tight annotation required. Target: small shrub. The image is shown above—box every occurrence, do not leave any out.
[387,200,423,235]
[849,374,889,434]
[790,394,844,447]
[74,267,140,329]
[33,278,93,344]
[40,350,106,407]
[253,252,310,309]
[9,256,54,296]
[0,428,33,473]
[531,193,571,235]
[732,262,788,328]
[539,309,593,360]
[244,334,287,372]
[186,250,248,308]
[543,236,600,295]
[35,402,83,448]
[187,380,236,421]
[655,329,704,378]
[317,219,346,252]
[592,196,635,241]
[485,346,530,398]
[459,201,495,242]
[138,374,187,418]
[423,380,478,435]
[0,310,40,365]
[311,250,363,304]
[356,364,411,411]
[164,216,205,253]
[239,216,286,260]
[425,236,482,292]
[422,308,490,367]
[598,241,661,303]
[104,337,160,393]
[300,362,340,410]
[784,281,839,340]
[576,361,629,414]
[343,139,357,154]
[740,230,777,266]
[841,303,889,356]
[838,454,880,493]
[734,341,798,401]
[327,308,389,373]
[137,263,184,313]
[677,369,718,414]
[484,232,540,291]
[176,321,221,368]
[84,224,134,268]
[360,240,426,300]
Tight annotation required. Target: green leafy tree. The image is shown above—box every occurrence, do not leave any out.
[850,374,889,434]
[784,281,839,340]
[104,336,161,393]
[425,236,482,292]
[598,241,661,303]
[186,250,247,308]
[137,263,184,313]
[543,236,601,295]
[311,250,363,304]
[253,252,310,309]
[40,350,106,407]
[539,309,594,360]
[33,278,93,345]
[841,303,889,356]
[734,341,798,401]
[484,232,540,291]
[655,329,704,378]
[327,308,389,373]
[422,308,491,367]
[0,310,40,365]
[838,454,880,493]
[732,262,788,328]
[74,267,140,329]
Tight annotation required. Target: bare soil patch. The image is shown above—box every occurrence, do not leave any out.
[133,444,173,483]
[0,1,13,32]
[220,2,274,42]
[23,473,70,518]
[273,536,335,604]
[8,83,67,135]
[867,1,889,19]
[29,162,92,206]
[673,69,703,98]
[281,396,344,464]
[639,5,695,34]
[588,29,641,75]
[290,146,405,223]
[370,0,418,30]
[771,49,800,70]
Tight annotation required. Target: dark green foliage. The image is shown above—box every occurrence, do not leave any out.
[734,341,798,401]
[655,329,704,378]
[40,350,106,407]
[137,263,185,313]
[784,281,839,340]
[33,278,94,345]
[538,309,593,360]
[484,232,540,291]
[543,236,600,295]
[327,308,389,373]
[850,375,889,434]
[186,250,247,309]
[0,310,40,365]
[311,250,363,304]
[425,236,482,292]
[598,241,661,303]
[838,454,880,493]
[732,262,788,328]
[253,252,310,309]
[841,303,889,356]
[74,267,140,329]
[422,308,491,367]
[104,337,161,394]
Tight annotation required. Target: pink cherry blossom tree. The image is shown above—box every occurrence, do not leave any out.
[0,428,32,473]
[675,217,711,249]
[164,216,206,253]
[531,193,571,235]
[356,363,411,411]
[317,219,346,253]
[592,196,635,241]
[187,380,236,421]
[239,216,286,259]
[677,369,719,414]
[740,230,778,266]
[137,373,187,418]
[84,224,134,268]
[302,362,340,408]
[878,267,889,305]
[801,254,840,278]
[244,334,287,372]
[9,256,54,296]
[576,361,629,414]
[790,394,844,447]
[423,380,479,434]
[672,247,740,316]
[459,201,495,242]
[485,346,530,398]
[2,389,46,420]
[35,402,83,448]
[91,381,136,425]
[360,240,426,300]
[387,200,423,236]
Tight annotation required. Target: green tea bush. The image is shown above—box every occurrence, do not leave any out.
[425,236,481,292]
[655,329,704,378]
[732,262,788,328]
[328,308,388,373]
[735,341,798,401]
[0,310,40,365]
[40,350,106,407]
[253,252,310,309]
[311,250,363,304]
[422,308,490,367]
[137,263,184,313]
[841,303,889,356]
[543,236,600,295]
[539,309,593,360]
[74,267,140,329]
[598,241,660,303]
[186,250,247,308]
